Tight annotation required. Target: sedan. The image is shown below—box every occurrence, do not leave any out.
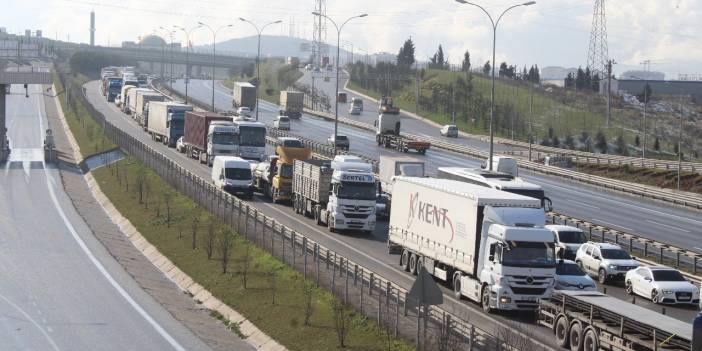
[555,260,597,291]
[625,266,700,305]
[176,136,186,153]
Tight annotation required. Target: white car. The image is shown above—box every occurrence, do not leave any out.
[555,260,597,291]
[575,242,640,284]
[114,94,122,107]
[547,225,588,260]
[274,116,291,130]
[176,136,186,153]
[237,107,252,118]
[440,124,458,138]
[625,266,700,305]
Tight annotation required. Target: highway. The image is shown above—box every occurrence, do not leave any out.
[0,84,220,350]
[86,76,700,348]
[175,77,702,254]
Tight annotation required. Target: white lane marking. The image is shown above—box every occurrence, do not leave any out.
[566,200,600,210]
[0,292,61,351]
[591,219,632,232]
[645,220,691,233]
[44,95,186,351]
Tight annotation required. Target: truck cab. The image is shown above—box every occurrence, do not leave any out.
[207,121,238,166]
[327,156,377,233]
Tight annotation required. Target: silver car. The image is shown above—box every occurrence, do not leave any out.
[575,242,640,284]
[555,260,597,291]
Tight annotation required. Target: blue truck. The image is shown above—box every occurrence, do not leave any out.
[147,101,193,147]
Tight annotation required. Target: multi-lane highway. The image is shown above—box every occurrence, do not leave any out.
[0,84,227,350]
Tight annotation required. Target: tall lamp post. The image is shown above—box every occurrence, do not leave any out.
[174,25,202,105]
[239,18,282,121]
[455,0,536,170]
[158,27,176,88]
[312,12,367,155]
[198,22,234,111]
[629,75,649,166]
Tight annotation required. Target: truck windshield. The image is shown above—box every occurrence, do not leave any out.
[503,188,545,201]
[280,164,293,178]
[558,231,587,244]
[397,164,424,177]
[225,168,252,180]
[338,182,376,200]
[213,132,237,145]
[502,241,556,268]
[239,127,266,147]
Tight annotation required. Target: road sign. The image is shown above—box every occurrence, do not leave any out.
[407,265,443,306]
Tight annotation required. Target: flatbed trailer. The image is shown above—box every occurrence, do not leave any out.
[375,134,430,154]
[539,290,692,351]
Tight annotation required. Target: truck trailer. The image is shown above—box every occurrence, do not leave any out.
[182,111,237,166]
[134,90,167,129]
[147,101,193,147]
[279,91,304,119]
[232,82,257,110]
[387,177,556,312]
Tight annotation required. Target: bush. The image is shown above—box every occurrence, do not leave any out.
[69,51,137,79]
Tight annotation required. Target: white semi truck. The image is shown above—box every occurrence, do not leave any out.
[387,177,557,312]
[292,155,376,233]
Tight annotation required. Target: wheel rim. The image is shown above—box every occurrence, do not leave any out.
[651,290,658,303]
[453,274,461,296]
[583,331,597,351]
[598,270,606,284]
[409,255,417,274]
[555,318,568,345]
[569,324,582,350]
[482,287,490,311]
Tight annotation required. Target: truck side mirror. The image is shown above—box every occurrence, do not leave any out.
[544,198,553,212]
[488,243,496,262]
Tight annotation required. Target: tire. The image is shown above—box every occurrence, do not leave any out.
[481,285,493,313]
[576,260,583,270]
[400,250,410,272]
[314,208,323,226]
[554,316,570,348]
[598,269,608,285]
[569,322,583,351]
[291,195,298,212]
[416,256,423,274]
[582,328,599,351]
[408,254,418,275]
[327,219,335,233]
[625,280,634,295]
[452,272,462,299]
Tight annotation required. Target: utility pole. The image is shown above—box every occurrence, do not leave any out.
[529,84,533,161]
[677,92,683,190]
[415,69,420,113]
[642,82,647,165]
[451,86,456,125]
[606,59,614,128]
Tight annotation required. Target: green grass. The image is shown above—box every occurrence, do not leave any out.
[53,71,116,157]
[223,59,303,105]
[575,162,702,194]
[89,158,413,351]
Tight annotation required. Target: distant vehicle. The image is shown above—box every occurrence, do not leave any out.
[274,115,291,130]
[375,113,430,154]
[212,156,253,199]
[482,155,519,177]
[279,91,304,119]
[253,145,311,203]
[237,107,252,118]
[114,94,122,107]
[440,124,459,138]
[378,155,425,198]
[183,111,237,166]
[232,82,256,110]
[276,137,303,149]
[326,64,333,71]
[137,74,148,87]
[337,92,347,103]
[625,266,700,305]
[349,104,361,115]
[378,96,399,114]
[547,225,588,260]
[4,85,10,94]
[305,64,312,71]
[327,134,350,151]
[233,118,266,161]
[147,102,193,147]
[313,66,320,72]
[555,260,597,291]
[175,136,186,153]
[575,242,640,284]
[349,97,363,115]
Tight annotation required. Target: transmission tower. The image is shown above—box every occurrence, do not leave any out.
[312,0,327,66]
[586,0,608,77]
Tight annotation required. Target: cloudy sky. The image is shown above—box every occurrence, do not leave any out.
[3,0,701,78]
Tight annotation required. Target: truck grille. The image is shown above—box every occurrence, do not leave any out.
[510,287,547,295]
[343,212,369,219]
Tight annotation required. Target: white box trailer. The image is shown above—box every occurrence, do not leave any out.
[378,155,425,196]
[388,177,557,312]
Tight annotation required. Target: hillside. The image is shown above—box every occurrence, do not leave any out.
[196,35,352,61]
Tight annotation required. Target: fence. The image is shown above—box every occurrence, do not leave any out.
[66,74,550,350]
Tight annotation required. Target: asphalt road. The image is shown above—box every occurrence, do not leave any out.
[0,84,215,350]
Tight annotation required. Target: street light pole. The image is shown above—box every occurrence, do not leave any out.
[312,12,368,156]
[158,27,176,88]
[174,25,202,105]
[239,19,282,121]
[455,0,536,171]
[677,92,683,190]
[198,22,234,111]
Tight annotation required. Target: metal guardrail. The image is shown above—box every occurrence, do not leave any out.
[75,76,548,351]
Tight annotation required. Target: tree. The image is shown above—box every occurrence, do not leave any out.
[429,45,448,70]
[565,72,575,88]
[637,83,652,103]
[575,67,586,90]
[219,229,233,274]
[564,135,575,150]
[396,38,416,67]
[635,135,640,147]
[499,62,509,77]
[615,135,629,155]
[331,298,349,348]
[303,283,314,326]
[482,61,491,75]
[461,50,471,72]
[205,216,216,260]
[654,137,660,151]
[595,131,608,153]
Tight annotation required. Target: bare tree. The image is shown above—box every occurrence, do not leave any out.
[331,298,349,348]
[303,282,314,326]
[143,177,151,209]
[494,321,542,351]
[241,242,251,289]
[205,216,216,259]
[164,192,173,228]
[267,269,277,305]
[219,229,233,274]
[136,166,147,204]
[191,209,200,250]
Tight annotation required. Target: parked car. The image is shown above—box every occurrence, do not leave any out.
[555,260,597,291]
[547,225,588,260]
[175,136,186,153]
[440,124,459,138]
[237,107,252,118]
[625,266,700,305]
[274,115,291,130]
[327,134,350,151]
[575,242,641,284]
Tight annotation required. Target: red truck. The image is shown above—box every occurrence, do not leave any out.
[181,111,237,166]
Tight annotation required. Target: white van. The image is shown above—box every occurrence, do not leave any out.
[212,156,254,199]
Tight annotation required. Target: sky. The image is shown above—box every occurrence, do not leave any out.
[2,0,701,78]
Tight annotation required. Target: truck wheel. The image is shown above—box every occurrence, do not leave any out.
[481,285,493,313]
[452,272,462,299]
[292,196,299,213]
[582,328,599,351]
[400,250,410,271]
[569,322,583,351]
[408,254,418,275]
[597,269,608,285]
[554,316,570,347]
[327,219,336,233]
[314,208,323,226]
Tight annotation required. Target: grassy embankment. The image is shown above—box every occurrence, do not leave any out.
[575,163,702,194]
[223,59,302,105]
[59,72,413,351]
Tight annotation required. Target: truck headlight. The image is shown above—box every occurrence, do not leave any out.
[499,297,511,304]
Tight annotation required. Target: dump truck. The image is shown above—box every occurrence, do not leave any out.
[375,113,430,154]
[279,91,304,119]
[252,146,312,203]
[182,111,237,166]
[147,101,193,147]
[539,290,693,351]
[378,96,399,114]
[387,177,556,312]
[232,82,256,110]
